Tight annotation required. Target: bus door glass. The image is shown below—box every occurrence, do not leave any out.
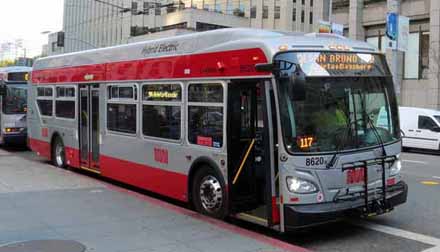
[79,85,100,171]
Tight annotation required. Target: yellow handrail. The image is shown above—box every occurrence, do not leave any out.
[232,138,256,185]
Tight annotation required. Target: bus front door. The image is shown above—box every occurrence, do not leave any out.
[79,85,100,173]
[228,80,278,227]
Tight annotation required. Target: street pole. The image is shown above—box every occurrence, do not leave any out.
[328,0,332,22]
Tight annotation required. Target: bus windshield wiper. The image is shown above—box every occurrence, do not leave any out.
[356,90,387,158]
[326,114,355,169]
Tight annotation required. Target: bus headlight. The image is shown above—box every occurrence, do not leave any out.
[286,176,318,194]
[390,160,401,176]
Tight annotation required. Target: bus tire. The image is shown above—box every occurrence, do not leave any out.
[52,137,67,168]
[192,166,227,219]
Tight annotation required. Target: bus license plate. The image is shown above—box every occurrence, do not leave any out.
[346,167,365,184]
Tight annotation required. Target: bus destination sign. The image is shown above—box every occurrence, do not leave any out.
[296,52,388,77]
[315,53,374,72]
[6,72,29,82]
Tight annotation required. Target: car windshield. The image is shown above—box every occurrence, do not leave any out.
[435,115,440,124]
[3,84,27,114]
[275,52,400,153]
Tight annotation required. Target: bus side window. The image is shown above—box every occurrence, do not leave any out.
[36,87,54,117]
[142,83,182,140]
[188,83,224,148]
[106,84,138,134]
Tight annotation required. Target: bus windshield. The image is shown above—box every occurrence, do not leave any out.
[3,84,27,114]
[275,51,400,153]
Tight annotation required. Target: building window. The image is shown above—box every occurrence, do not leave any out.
[366,36,380,50]
[275,6,280,19]
[36,87,53,117]
[263,6,269,19]
[55,87,75,119]
[195,22,229,32]
[368,30,430,80]
[142,84,182,140]
[301,10,304,23]
[309,11,313,24]
[292,8,296,21]
[131,1,138,14]
[188,83,224,148]
[420,32,430,79]
[301,0,305,5]
[107,84,138,134]
[310,0,313,6]
[251,6,256,18]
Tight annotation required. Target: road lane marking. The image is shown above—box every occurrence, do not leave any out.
[402,160,428,165]
[421,181,440,186]
[352,220,440,246]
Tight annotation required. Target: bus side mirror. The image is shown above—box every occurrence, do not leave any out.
[290,69,306,101]
[0,85,6,97]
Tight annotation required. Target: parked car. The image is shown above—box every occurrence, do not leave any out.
[399,106,440,150]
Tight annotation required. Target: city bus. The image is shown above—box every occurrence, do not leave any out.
[28,28,407,232]
[0,66,31,146]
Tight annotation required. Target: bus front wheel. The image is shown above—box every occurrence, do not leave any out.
[52,137,67,168]
[192,166,227,219]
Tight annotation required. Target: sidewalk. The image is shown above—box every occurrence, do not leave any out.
[0,149,308,252]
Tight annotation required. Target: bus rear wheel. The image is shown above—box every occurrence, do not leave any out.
[52,137,67,168]
[192,166,227,219]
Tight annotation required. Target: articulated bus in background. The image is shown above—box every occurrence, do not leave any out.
[0,66,31,146]
[28,28,407,232]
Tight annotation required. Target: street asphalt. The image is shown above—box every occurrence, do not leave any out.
[1,146,439,252]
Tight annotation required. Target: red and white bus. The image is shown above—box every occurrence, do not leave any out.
[28,28,407,232]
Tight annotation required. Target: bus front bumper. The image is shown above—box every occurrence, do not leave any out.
[283,181,408,230]
[2,133,27,145]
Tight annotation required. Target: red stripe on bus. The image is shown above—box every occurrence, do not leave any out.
[31,48,269,84]
[271,196,280,224]
[100,155,188,202]
[29,138,51,160]
[28,138,187,201]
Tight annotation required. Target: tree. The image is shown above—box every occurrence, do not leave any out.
[0,59,15,67]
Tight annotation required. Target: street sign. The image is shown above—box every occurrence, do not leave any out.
[386,12,398,41]
[331,23,344,36]
[398,15,409,52]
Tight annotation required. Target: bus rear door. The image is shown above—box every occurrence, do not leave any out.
[79,84,100,172]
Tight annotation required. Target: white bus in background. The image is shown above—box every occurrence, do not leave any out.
[0,66,31,146]
[399,106,440,151]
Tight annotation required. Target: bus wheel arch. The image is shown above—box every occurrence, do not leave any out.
[188,157,228,218]
[51,132,67,168]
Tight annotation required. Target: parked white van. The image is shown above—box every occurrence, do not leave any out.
[399,106,440,150]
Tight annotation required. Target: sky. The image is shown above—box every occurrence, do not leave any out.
[0,0,64,59]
